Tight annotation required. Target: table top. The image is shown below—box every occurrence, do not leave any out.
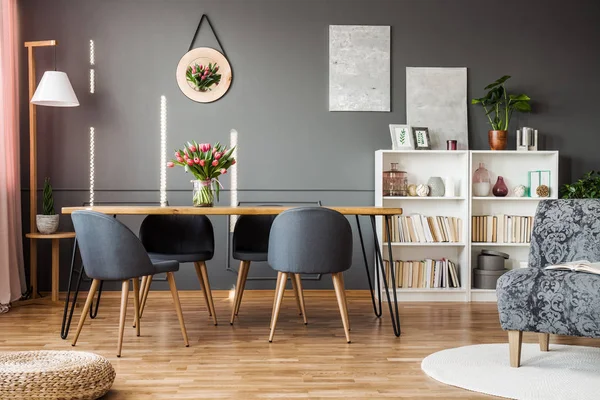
[26,232,76,239]
[61,205,402,216]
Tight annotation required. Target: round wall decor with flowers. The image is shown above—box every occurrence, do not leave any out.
[176,14,232,103]
[176,47,232,103]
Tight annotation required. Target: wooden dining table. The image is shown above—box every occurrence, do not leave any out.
[60,205,403,337]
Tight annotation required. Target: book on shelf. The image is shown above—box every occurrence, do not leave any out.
[383,214,462,243]
[383,258,460,289]
[545,260,600,275]
[471,215,533,244]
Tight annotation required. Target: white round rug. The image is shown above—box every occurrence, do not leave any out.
[421,344,600,400]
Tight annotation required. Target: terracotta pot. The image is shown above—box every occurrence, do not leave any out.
[488,130,508,150]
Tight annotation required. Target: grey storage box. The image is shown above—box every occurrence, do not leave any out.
[478,254,506,271]
[473,268,508,289]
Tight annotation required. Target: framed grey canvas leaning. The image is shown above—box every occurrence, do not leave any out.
[389,124,413,149]
[329,25,391,112]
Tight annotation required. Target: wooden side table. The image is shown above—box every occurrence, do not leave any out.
[25,232,76,302]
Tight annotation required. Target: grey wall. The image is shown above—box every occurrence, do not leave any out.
[19,0,600,291]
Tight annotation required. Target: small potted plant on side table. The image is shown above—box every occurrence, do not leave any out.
[36,178,59,234]
[472,75,532,150]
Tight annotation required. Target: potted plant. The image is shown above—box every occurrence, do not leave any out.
[36,178,59,234]
[561,171,600,199]
[471,75,532,150]
[167,141,236,207]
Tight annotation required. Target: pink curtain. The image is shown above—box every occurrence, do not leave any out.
[0,0,25,312]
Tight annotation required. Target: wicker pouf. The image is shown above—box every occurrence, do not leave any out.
[0,350,115,400]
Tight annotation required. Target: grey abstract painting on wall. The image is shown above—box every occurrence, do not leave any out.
[406,67,468,149]
[329,25,390,112]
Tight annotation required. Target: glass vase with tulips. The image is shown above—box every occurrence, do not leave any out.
[167,141,236,207]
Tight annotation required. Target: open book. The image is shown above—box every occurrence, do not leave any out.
[545,260,600,275]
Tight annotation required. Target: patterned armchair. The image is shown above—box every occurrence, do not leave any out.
[497,199,600,367]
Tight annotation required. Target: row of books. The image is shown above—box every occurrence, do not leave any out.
[383,259,461,289]
[472,215,534,243]
[383,214,463,243]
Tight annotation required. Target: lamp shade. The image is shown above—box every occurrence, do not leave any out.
[31,71,79,107]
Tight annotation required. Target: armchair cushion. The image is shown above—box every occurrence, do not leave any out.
[497,267,600,338]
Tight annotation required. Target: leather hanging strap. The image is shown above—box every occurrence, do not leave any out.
[188,14,228,59]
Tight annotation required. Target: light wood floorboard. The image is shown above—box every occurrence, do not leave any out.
[2,290,599,399]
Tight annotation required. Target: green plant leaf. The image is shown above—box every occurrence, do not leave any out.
[484,75,511,90]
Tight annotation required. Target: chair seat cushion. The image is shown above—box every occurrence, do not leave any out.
[0,350,115,400]
[150,258,179,273]
[149,252,212,263]
[497,267,600,338]
[232,250,268,262]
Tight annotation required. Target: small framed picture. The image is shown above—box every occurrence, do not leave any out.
[412,127,431,150]
[389,124,413,150]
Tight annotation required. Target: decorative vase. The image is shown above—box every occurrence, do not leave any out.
[472,163,491,197]
[382,163,408,196]
[192,180,215,207]
[427,177,445,197]
[36,215,59,234]
[488,130,508,150]
[492,176,509,197]
[443,177,456,197]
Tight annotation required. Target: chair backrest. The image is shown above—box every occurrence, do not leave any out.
[529,199,600,269]
[268,207,353,274]
[232,215,277,254]
[139,215,215,258]
[71,210,156,281]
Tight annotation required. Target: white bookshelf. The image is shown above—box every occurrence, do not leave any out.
[375,150,470,302]
[374,150,559,303]
[469,150,559,302]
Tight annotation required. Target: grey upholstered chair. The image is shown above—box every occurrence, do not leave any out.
[230,215,307,325]
[70,210,188,357]
[267,207,353,343]
[497,199,600,367]
[138,215,217,325]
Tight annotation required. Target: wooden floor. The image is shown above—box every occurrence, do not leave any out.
[2,290,599,399]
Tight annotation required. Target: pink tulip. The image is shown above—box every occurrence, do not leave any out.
[194,157,201,164]
[186,159,194,166]
[212,160,218,167]
[231,159,236,165]
[200,143,211,152]
[189,145,197,152]
[176,156,183,162]
[214,66,219,72]
[205,66,210,71]
[174,151,181,157]
[191,66,197,74]
[220,168,227,175]
[201,76,206,81]
[214,152,222,160]
[199,65,203,70]
[199,160,206,167]
[167,161,174,168]
[183,154,189,160]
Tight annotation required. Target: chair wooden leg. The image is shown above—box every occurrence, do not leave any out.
[135,275,152,328]
[332,272,351,343]
[269,272,287,343]
[539,333,550,352]
[508,330,523,367]
[230,261,249,325]
[271,271,285,327]
[292,274,307,325]
[71,279,101,347]
[117,280,130,357]
[195,261,216,323]
[234,261,250,316]
[339,272,350,331]
[166,272,189,347]
[132,278,140,337]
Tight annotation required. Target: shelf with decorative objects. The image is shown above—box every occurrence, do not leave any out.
[375,149,559,303]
